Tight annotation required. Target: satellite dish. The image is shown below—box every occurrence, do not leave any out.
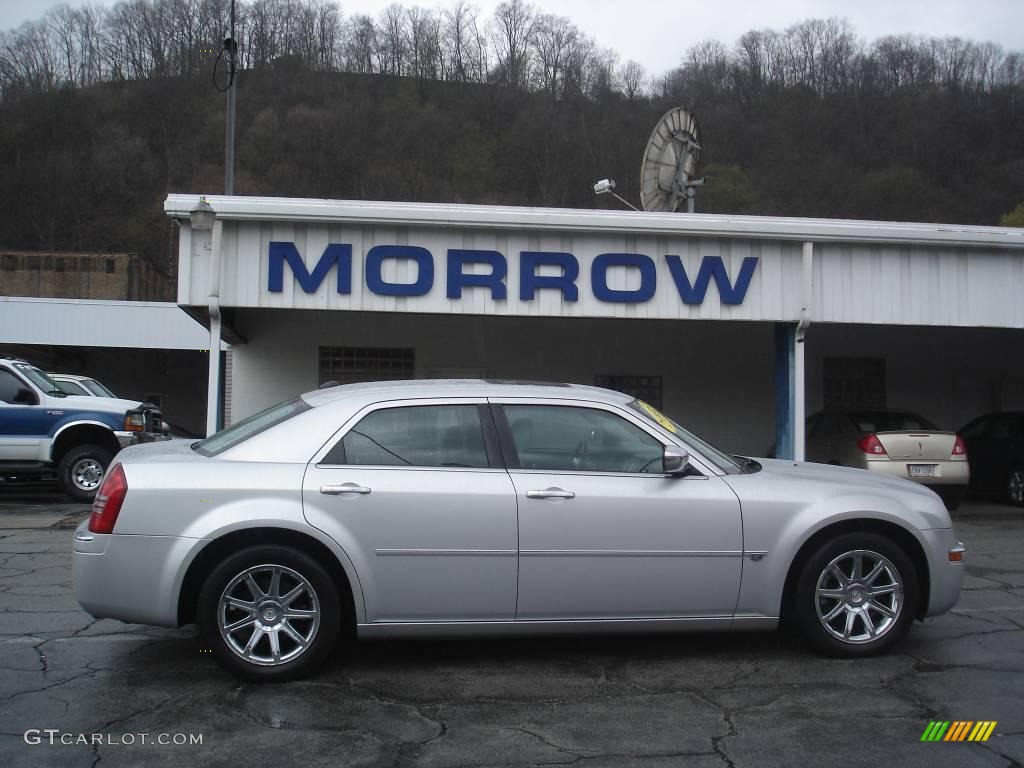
[640,108,704,213]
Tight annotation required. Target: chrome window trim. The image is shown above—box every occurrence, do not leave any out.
[489,396,721,478]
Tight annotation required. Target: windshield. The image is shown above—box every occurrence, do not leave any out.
[82,379,116,397]
[55,379,90,396]
[14,363,65,397]
[849,410,938,432]
[193,397,311,456]
[627,399,742,474]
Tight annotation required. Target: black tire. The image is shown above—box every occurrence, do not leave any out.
[794,532,918,657]
[198,545,341,682]
[1008,467,1024,507]
[57,444,113,502]
[935,486,966,512]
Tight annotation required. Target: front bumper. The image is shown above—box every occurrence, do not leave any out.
[917,527,965,618]
[113,430,170,450]
[72,521,198,627]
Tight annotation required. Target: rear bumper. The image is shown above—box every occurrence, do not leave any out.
[72,521,197,627]
[866,458,969,487]
[917,527,964,618]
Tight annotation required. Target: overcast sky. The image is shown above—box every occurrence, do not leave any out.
[1,0,1022,75]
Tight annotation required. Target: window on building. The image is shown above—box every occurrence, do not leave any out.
[26,255,40,270]
[2,255,18,271]
[823,358,886,410]
[326,405,488,468]
[55,258,65,273]
[594,375,663,409]
[318,347,414,385]
[106,259,116,274]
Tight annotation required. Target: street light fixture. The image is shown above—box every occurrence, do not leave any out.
[593,179,640,212]
[190,197,216,231]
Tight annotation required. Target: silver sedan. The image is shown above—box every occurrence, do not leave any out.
[73,381,965,681]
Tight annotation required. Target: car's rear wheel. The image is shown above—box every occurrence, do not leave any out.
[794,532,918,657]
[198,545,341,682]
[1008,467,1024,507]
[57,444,113,502]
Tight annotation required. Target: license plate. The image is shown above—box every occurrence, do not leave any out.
[909,464,936,478]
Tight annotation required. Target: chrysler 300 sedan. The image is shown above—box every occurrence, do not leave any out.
[73,381,965,681]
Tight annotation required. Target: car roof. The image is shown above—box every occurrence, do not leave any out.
[301,379,635,408]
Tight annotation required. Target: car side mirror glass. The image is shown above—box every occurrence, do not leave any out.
[13,387,36,405]
[663,445,689,476]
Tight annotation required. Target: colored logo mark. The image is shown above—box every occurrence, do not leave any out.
[921,721,997,742]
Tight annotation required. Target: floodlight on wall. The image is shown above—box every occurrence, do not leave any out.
[592,178,640,212]
[190,197,216,230]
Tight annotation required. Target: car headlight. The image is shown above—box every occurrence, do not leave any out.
[124,413,145,432]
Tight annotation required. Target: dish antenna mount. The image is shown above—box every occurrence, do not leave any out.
[640,108,705,213]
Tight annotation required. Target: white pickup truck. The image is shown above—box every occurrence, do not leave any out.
[0,356,168,500]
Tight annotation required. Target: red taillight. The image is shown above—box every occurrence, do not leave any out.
[857,434,887,456]
[88,464,127,534]
[952,435,967,457]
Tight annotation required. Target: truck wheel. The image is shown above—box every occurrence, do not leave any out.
[57,445,113,502]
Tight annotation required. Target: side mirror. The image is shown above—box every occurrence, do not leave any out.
[13,387,36,405]
[663,444,689,476]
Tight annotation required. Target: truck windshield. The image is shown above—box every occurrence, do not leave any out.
[14,363,65,397]
[82,379,116,397]
[193,397,311,456]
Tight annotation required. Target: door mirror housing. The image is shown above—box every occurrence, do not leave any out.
[13,387,37,405]
[663,444,690,476]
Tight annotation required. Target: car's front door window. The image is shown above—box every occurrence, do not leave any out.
[501,404,663,473]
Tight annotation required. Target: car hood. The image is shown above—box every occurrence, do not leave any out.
[725,457,952,529]
[62,395,147,414]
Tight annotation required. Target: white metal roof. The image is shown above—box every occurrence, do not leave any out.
[0,297,224,350]
[165,194,1024,249]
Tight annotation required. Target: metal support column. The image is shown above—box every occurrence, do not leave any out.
[774,322,796,461]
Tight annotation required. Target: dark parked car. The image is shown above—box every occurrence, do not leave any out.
[958,412,1024,507]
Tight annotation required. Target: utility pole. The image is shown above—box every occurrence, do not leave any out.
[224,0,237,195]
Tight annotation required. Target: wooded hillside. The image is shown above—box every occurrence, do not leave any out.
[1,2,1022,284]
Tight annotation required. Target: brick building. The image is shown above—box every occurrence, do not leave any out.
[0,250,171,301]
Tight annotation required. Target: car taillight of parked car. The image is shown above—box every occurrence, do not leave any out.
[88,464,127,534]
[951,435,967,458]
[857,434,888,455]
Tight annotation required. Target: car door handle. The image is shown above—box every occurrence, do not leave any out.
[320,483,371,495]
[526,488,575,500]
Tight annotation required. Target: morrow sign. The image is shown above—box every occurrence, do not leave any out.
[267,242,760,305]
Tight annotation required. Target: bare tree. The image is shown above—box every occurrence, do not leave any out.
[618,59,644,100]
[490,0,535,88]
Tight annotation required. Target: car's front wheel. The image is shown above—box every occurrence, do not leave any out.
[1007,467,1024,507]
[794,532,918,657]
[57,444,113,502]
[198,546,341,682]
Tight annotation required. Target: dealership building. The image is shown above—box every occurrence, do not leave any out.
[165,194,1024,459]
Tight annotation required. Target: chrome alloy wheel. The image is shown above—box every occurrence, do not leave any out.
[1009,469,1024,505]
[218,564,321,666]
[814,549,903,644]
[71,458,104,492]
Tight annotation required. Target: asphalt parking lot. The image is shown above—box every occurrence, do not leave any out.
[1,490,1023,768]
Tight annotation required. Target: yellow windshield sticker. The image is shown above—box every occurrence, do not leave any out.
[638,400,677,433]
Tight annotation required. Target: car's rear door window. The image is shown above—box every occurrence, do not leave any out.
[327,404,489,468]
[500,404,663,473]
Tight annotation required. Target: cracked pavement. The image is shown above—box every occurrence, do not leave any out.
[1,494,1023,767]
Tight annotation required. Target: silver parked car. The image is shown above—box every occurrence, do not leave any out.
[805,409,969,510]
[74,381,965,681]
